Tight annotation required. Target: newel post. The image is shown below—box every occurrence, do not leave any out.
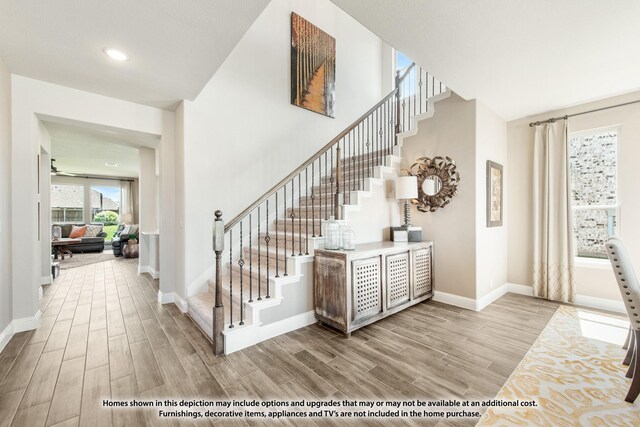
[212,210,225,355]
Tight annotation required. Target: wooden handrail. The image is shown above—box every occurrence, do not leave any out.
[224,64,416,232]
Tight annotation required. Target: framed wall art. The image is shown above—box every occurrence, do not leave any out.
[291,12,335,118]
[486,160,503,227]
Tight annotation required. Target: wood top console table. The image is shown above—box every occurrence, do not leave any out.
[314,241,433,336]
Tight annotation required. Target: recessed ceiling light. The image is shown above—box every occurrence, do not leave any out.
[103,48,129,61]
[105,162,118,167]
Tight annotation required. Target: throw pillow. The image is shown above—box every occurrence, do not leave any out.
[85,224,103,237]
[69,225,87,238]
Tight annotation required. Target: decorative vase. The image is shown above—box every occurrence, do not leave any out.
[324,216,341,250]
[341,224,355,250]
[123,243,139,259]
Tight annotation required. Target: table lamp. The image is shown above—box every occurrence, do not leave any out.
[392,176,422,242]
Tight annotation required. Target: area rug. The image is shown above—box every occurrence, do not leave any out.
[57,251,115,270]
[477,304,639,426]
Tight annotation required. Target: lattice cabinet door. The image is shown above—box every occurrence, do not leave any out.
[351,256,382,322]
[413,247,432,297]
[386,252,410,309]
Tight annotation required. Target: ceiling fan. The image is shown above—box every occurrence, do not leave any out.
[50,159,78,177]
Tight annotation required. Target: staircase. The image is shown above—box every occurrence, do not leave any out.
[187,63,450,354]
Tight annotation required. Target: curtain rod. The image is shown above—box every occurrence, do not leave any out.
[51,173,135,182]
[528,99,640,127]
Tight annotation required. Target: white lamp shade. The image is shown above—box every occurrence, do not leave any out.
[395,176,418,199]
[121,213,133,224]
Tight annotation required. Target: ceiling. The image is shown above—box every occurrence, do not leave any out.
[330,0,640,120]
[0,0,270,110]
[45,121,153,178]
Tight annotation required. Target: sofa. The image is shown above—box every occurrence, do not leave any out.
[112,224,140,257]
[52,223,107,253]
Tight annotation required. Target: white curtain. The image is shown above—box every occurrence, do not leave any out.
[120,180,134,223]
[533,121,575,303]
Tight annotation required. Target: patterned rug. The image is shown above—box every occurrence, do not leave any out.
[57,251,115,270]
[477,304,639,426]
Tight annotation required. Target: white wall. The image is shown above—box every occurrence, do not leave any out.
[400,94,478,299]
[138,147,158,232]
[400,94,508,302]
[182,0,388,296]
[10,76,174,329]
[507,90,640,303]
[0,57,12,336]
[475,101,508,299]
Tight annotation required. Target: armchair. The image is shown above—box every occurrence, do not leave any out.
[112,224,139,257]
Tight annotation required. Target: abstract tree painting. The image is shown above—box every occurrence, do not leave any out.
[291,13,336,118]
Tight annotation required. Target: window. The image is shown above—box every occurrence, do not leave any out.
[569,127,619,259]
[50,184,84,223]
[91,186,121,242]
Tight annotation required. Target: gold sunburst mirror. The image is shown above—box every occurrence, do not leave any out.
[405,156,460,212]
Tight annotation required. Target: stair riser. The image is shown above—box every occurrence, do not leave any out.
[241,247,285,265]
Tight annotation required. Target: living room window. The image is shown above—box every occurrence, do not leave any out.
[51,184,84,223]
[569,127,619,260]
[90,185,121,242]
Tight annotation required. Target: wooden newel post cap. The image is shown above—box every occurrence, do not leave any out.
[213,211,224,252]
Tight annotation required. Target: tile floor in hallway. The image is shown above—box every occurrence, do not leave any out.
[0,258,559,426]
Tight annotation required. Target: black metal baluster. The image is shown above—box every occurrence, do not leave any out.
[238,221,244,325]
[290,178,294,257]
[384,102,388,157]
[283,184,287,276]
[432,75,435,97]
[412,67,417,116]
[329,148,333,220]
[256,207,260,301]
[419,68,423,114]
[258,199,268,298]
[342,137,346,205]
[366,117,371,179]
[305,167,309,255]
[318,154,322,235]
[324,151,328,218]
[229,230,233,328]
[358,123,363,190]
[298,174,302,256]
[389,99,393,153]
[276,191,278,277]
[426,72,429,112]
[249,214,253,304]
[354,123,364,191]
[312,162,316,238]
[402,79,406,133]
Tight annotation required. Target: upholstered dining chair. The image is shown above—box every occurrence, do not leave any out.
[606,238,640,403]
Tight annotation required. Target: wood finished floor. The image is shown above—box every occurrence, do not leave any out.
[0,258,560,427]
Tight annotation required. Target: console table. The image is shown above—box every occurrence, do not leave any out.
[314,241,433,336]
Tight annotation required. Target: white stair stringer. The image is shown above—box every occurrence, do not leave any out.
[186,90,452,355]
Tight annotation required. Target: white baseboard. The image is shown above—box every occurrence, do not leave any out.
[432,291,477,311]
[157,291,188,313]
[476,284,510,311]
[223,310,317,355]
[1,310,45,353]
[506,282,534,296]
[0,322,14,354]
[505,282,625,313]
[139,265,160,279]
[10,310,43,335]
